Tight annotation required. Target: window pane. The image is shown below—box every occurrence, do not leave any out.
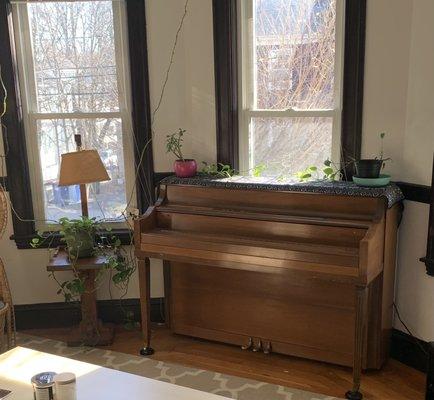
[250,117,332,176]
[254,0,336,110]
[37,118,127,221]
[28,1,119,113]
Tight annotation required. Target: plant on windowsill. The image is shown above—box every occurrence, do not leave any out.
[199,161,266,178]
[354,132,391,178]
[166,128,197,178]
[296,159,342,182]
[31,216,135,304]
[296,133,392,185]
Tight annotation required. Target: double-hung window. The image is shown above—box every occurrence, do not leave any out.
[12,0,135,228]
[239,0,345,176]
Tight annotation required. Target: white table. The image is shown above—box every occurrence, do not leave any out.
[0,347,230,399]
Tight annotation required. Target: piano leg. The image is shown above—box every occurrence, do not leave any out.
[138,258,154,356]
[346,286,367,400]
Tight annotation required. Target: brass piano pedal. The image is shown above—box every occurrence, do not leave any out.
[263,341,271,354]
[241,337,253,350]
[252,339,262,352]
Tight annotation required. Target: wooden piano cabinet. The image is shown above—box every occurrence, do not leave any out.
[135,180,402,400]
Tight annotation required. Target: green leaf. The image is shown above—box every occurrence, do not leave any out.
[323,159,332,166]
[323,167,334,175]
[308,166,317,171]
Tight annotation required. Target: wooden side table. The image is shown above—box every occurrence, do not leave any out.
[47,250,114,346]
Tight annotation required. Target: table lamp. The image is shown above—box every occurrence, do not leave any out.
[58,134,110,217]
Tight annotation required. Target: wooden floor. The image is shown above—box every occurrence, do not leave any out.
[22,324,425,400]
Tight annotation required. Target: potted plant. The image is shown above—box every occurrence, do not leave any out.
[354,133,390,178]
[166,128,197,178]
[31,217,136,304]
[58,216,98,259]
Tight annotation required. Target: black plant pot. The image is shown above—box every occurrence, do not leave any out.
[354,159,383,178]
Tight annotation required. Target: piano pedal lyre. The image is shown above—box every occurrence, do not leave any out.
[252,339,262,352]
[241,337,253,350]
[263,341,272,354]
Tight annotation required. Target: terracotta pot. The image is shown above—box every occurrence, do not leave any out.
[354,159,383,178]
[174,159,197,178]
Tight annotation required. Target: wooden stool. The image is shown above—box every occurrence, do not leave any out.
[47,250,114,346]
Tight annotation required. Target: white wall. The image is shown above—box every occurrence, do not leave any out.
[1,0,434,344]
[363,0,434,340]
[146,0,216,172]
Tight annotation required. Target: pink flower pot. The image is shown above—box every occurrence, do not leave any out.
[173,159,197,178]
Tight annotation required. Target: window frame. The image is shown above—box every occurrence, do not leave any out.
[12,0,136,230]
[0,0,154,249]
[213,0,367,177]
[238,0,345,173]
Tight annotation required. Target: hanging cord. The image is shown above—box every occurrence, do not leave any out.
[124,0,189,212]
[0,66,6,119]
[393,302,428,356]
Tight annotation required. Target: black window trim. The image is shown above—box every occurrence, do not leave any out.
[212,0,367,177]
[0,0,154,249]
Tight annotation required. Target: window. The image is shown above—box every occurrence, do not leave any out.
[238,0,345,176]
[12,0,135,227]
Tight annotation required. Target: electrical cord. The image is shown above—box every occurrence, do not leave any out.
[393,301,428,356]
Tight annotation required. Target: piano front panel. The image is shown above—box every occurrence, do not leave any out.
[169,262,357,366]
[135,184,399,369]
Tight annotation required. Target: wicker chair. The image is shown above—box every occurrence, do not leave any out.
[0,187,15,350]
[0,302,9,352]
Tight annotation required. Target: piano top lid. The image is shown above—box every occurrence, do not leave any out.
[159,175,404,208]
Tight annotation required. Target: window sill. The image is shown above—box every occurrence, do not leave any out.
[11,228,134,250]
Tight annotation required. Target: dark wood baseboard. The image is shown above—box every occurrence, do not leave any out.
[15,298,165,330]
[15,299,427,373]
[390,329,429,373]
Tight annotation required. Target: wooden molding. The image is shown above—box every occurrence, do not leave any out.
[341,0,367,179]
[0,1,35,241]
[420,155,434,275]
[396,182,431,204]
[212,0,239,170]
[15,298,165,330]
[390,329,428,373]
[125,0,155,213]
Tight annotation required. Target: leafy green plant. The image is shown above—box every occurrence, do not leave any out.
[199,162,235,177]
[199,162,267,178]
[252,163,266,177]
[166,128,186,161]
[31,217,136,305]
[295,159,341,182]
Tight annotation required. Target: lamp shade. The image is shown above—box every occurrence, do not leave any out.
[58,150,110,186]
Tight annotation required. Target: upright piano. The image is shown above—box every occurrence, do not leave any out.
[134,175,404,399]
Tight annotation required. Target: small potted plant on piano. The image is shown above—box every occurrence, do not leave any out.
[166,128,197,178]
[354,132,391,178]
[353,132,391,186]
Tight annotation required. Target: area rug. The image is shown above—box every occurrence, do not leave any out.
[17,333,340,400]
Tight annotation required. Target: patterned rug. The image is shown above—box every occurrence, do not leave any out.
[17,333,340,400]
